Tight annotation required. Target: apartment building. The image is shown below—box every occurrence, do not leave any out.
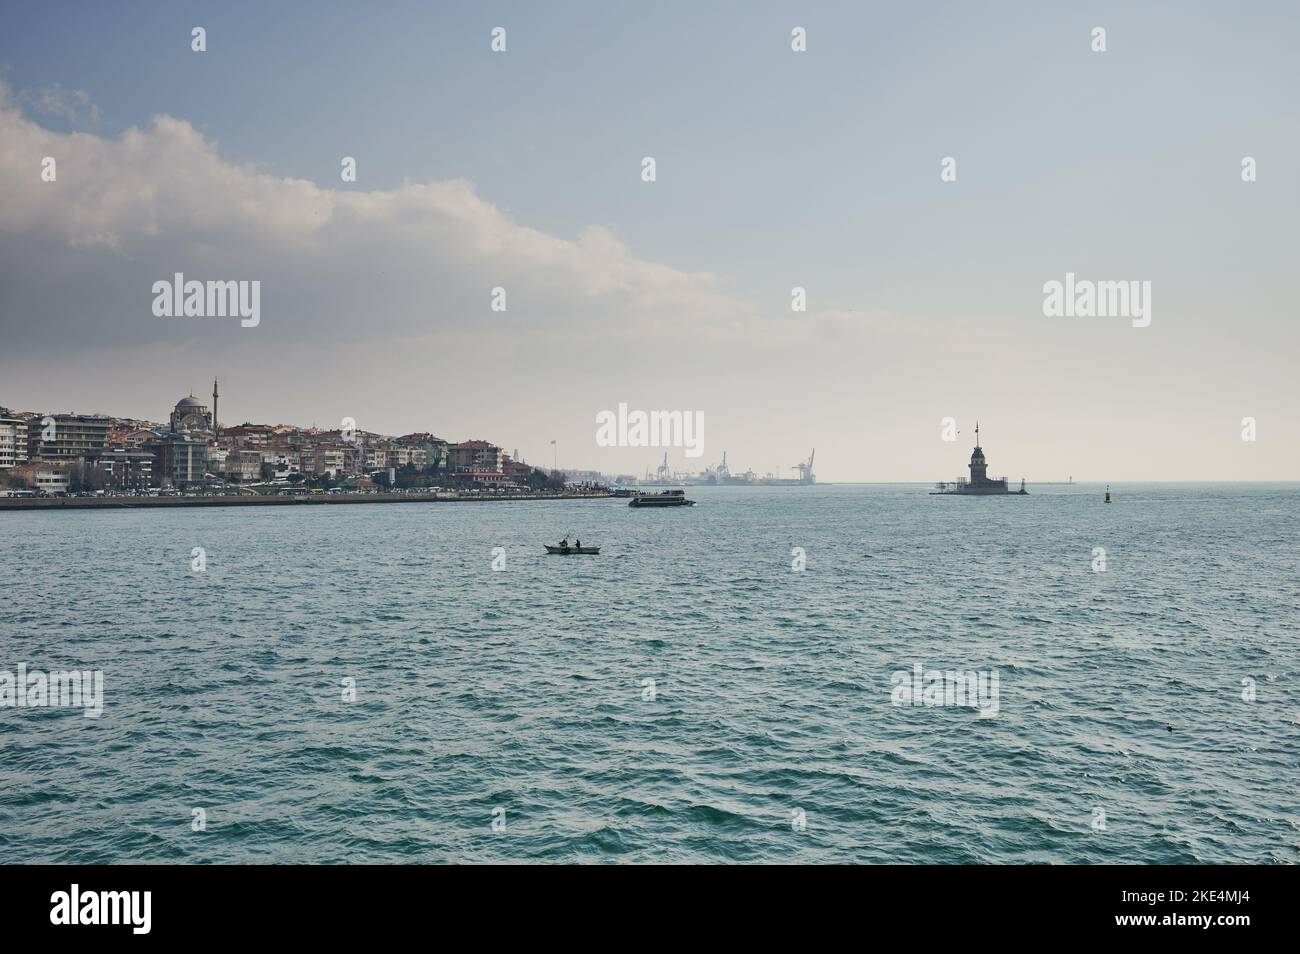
[146,432,208,488]
[86,448,154,491]
[0,415,28,469]
[395,433,448,472]
[225,449,264,482]
[447,440,503,474]
[27,414,112,462]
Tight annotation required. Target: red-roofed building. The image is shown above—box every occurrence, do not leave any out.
[501,454,533,483]
[447,440,502,474]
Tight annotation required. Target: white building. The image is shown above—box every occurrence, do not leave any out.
[35,469,69,494]
[0,416,28,469]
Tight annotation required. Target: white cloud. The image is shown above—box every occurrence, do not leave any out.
[0,82,751,349]
[18,83,102,127]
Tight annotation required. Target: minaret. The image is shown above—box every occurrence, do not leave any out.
[212,377,219,438]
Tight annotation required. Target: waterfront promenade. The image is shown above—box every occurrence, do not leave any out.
[0,491,611,511]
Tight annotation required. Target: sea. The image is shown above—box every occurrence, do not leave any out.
[1,483,1297,864]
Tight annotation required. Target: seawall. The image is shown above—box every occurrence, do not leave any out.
[0,492,611,511]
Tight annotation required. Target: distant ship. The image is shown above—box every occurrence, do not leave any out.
[931,423,1028,496]
[755,450,816,486]
[712,451,755,485]
[629,489,695,507]
[638,449,817,487]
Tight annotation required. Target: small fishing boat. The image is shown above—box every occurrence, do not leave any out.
[544,543,600,555]
[628,489,695,508]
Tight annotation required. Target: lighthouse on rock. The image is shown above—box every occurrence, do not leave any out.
[931,422,1029,496]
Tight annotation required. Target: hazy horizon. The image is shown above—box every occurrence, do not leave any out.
[2,1,1297,482]
[3,386,1298,484]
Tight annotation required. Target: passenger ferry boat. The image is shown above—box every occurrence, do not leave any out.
[628,489,695,507]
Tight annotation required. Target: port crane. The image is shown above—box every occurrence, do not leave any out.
[644,451,670,482]
[796,450,815,482]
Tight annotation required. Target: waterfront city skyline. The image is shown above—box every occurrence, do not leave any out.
[1,384,1296,485]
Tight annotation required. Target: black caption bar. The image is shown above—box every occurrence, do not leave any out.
[0,864,1283,940]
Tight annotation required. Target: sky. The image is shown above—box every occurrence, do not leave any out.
[1,1,1297,481]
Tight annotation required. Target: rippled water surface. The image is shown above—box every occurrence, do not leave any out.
[2,484,1297,863]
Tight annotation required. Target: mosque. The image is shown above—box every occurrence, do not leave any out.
[148,380,218,488]
[169,379,218,436]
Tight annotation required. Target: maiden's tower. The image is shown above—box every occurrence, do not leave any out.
[931,423,1028,495]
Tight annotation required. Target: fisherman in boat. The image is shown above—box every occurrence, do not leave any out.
[575,539,581,549]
